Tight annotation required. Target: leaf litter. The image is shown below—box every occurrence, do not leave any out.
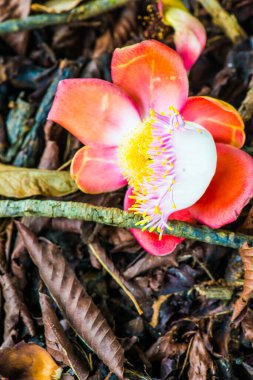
[0,0,253,379]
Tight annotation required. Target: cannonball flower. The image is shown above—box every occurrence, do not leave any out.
[48,40,253,256]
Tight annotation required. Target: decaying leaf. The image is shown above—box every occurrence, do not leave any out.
[0,0,31,55]
[0,342,62,380]
[40,292,89,380]
[93,2,137,59]
[17,222,125,379]
[231,243,253,322]
[31,0,83,14]
[188,332,215,380]
[146,327,187,361]
[242,309,253,344]
[0,164,77,198]
[123,253,177,279]
[0,271,35,342]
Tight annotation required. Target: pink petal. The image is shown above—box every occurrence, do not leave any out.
[48,78,141,146]
[124,187,195,256]
[111,40,188,117]
[189,143,253,228]
[181,96,245,148]
[71,146,127,194]
[164,8,206,70]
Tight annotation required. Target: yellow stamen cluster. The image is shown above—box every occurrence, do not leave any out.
[118,115,155,191]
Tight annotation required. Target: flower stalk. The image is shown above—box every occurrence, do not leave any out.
[0,0,133,35]
[198,0,247,44]
[1,199,252,249]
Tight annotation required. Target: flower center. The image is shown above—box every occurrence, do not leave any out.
[118,107,217,239]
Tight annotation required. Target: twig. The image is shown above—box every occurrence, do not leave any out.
[0,0,134,35]
[198,0,247,44]
[88,240,143,315]
[0,199,253,249]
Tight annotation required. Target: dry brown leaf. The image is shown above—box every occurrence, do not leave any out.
[112,3,137,47]
[240,206,253,234]
[0,272,35,341]
[93,2,137,59]
[38,141,60,170]
[188,332,215,380]
[242,309,253,344]
[146,327,187,362]
[123,253,177,279]
[0,164,77,198]
[40,292,89,380]
[231,243,253,322]
[0,342,62,380]
[0,0,31,55]
[31,0,82,14]
[16,222,125,379]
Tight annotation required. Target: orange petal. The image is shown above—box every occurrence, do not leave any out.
[163,7,206,70]
[181,96,245,148]
[112,39,188,117]
[124,187,195,256]
[189,143,253,228]
[71,145,126,194]
[0,342,62,380]
[48,78,140,146]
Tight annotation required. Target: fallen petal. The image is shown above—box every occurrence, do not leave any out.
[181,96,245,148]
[189,143,253,228]
[163,7,206,70]
[112,39,188,117]
[71,145,127,194]
[48,78,140,146]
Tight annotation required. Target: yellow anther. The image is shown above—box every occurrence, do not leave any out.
[149,226,156,232]
[149,109,155,117]
[172,203,177,209]
[154,205,162,215]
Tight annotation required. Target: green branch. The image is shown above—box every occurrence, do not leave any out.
[198,0,247,44]
[0,199,252,249]
[0,0,133,35]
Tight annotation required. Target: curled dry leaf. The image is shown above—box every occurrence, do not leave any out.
[0,0,31,55]
[40,292,89,380]
[31,0,83,14]
[188,332,215,380]
[0,272,35,342]
[146,327,187,361]
[123,253,177,279]
[231,243,253,322]
[16,222,125,379]
[0,164,77,198]
[242,309,253,344]
[93,2,137,59]
[0,342,62,380]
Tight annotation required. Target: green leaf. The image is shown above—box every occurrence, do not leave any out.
[0,165,78,198]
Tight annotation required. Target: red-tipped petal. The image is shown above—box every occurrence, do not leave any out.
[189,143,253,228]
[124,188,195,256]
[164,8,206,70]
[181,96,245,148]
[71,146,127,194]
[112,40,188,117]
[48,78,140,146]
